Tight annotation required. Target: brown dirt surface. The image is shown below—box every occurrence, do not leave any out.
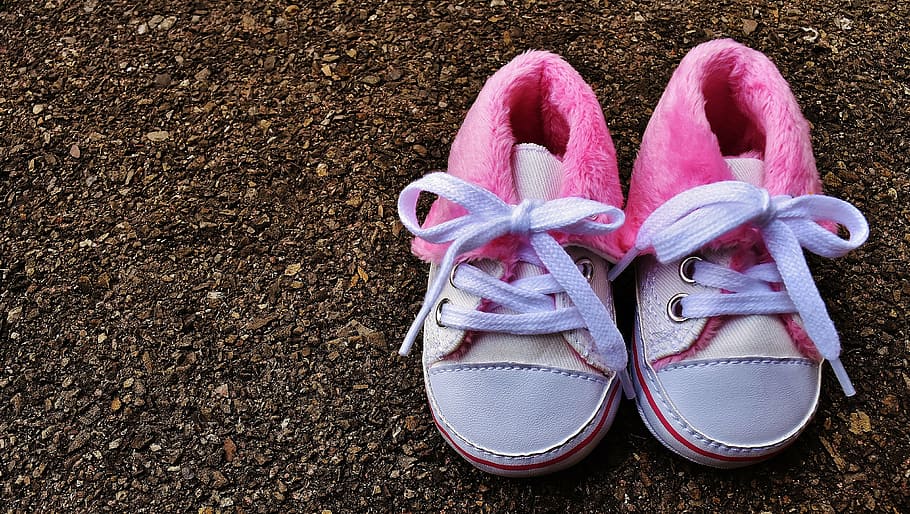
[1,1,908,512]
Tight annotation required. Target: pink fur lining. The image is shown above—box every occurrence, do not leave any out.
[619,39,822,252]
[783,315,822,361]
[411,50,624,264]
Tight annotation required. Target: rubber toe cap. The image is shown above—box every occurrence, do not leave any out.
[656,358,820,447]
[427,363,611,456]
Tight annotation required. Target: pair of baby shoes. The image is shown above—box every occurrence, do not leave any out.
[396,39,869,476]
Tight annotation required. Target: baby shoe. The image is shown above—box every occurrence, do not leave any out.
[397,51,632,476]
[609,39,869,468]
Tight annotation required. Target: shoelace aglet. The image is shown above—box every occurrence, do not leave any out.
[829,357,856,397]
[619,369,636,399]
[398,324,422,356]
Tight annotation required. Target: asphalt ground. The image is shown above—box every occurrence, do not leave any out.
[0,1,908,512]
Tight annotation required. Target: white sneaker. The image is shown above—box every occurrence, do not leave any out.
[396,51,631,476]
[613,40,869,467]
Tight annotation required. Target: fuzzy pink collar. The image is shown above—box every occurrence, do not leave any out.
[619,39,822,251]
[412,50,624,264]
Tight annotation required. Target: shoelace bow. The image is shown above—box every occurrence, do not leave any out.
[398,172,634,397]
[608,181,869,396]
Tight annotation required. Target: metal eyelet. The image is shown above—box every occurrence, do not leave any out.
[435,298,450,327]
[678,255,703,284]
[576,258,595,281]
[666,293,689,322]
[448,262,461,288]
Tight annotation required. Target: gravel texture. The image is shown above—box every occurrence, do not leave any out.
[1,1,908,512]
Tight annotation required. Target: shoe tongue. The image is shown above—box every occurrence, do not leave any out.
[458,145,594,374]
[725,157,764,186]
[512,143,563,201]
[688,156,804,362]
[510,143,564,279]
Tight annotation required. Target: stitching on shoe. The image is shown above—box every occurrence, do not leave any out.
[642,266,701,361]
[428,365,610,385]
[518,144,557,157]
[640,347,798,454]
[659,358,816,373]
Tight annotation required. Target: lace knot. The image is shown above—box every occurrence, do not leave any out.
[509,199,541,235]
[396,172,628,380]
[611,180,868,396]
[752,189,776,226]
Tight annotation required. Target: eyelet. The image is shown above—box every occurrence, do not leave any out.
[448,262,461,288]
[666,293,689,322]
[576,258,595,281]
[678,255,703,284]
[435,298,450,327]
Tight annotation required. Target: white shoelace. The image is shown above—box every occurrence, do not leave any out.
[608,181,869,396]
[398,172,634,397]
